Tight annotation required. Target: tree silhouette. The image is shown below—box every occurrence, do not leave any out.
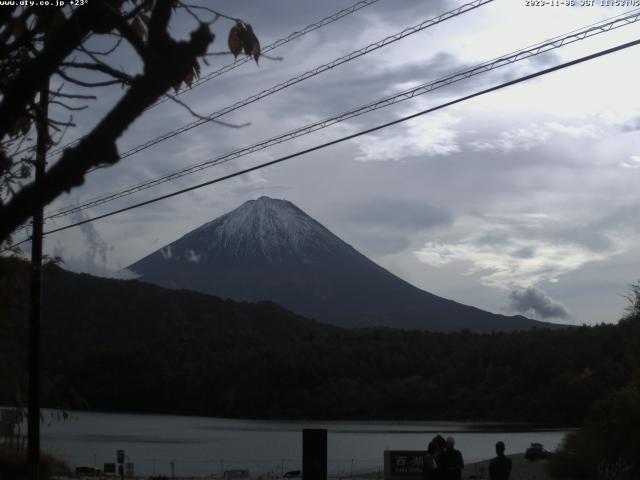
[0,0,260,245]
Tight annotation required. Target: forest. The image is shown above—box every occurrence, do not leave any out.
[1,257,639,426]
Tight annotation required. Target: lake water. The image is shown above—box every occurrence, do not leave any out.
[37,411,568,477]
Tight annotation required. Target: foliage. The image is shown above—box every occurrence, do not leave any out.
[0,444,70,480]
[621,281,640,326]
[548,284,640,480]
[548,383,640,479]
[228,21,261,63]
[0,0,261,245]
[2,259,639,424]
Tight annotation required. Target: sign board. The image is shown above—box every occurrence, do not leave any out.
[125,463,135,477]
[104,463,116,474]
[223,469,250,479]
[384,450,426,480]
[1,409,18,424]
[75,467,99,475]
[0,422,14,436]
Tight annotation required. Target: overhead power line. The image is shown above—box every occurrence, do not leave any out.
[153,0,383,106]
[46,0,384,158]
[21,0,489,207]
[4,36,636,252]
[96,0,494,163]
[40,10,640,224]
[39,0,496,221]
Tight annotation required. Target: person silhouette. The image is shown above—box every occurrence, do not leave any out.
[422,440,439,480]
[489,441,512,480]
[437,436,463,480]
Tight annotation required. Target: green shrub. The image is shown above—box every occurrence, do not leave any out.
[549,383,640,479]
[0,445,70,480]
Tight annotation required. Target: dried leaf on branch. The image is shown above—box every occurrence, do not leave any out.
[228,21,260,64]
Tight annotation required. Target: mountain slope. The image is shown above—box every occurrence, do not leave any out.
[128,196,557,332]
[0,257,331,357]
[2,258,629,422]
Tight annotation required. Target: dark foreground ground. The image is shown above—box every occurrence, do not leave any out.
[463,453,552,480]
[358,454,553,480]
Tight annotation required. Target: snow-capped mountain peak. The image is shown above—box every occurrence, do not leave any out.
[128,197,556,332]
[154,196,353,264]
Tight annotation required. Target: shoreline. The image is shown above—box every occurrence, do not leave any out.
[17,406,575,431]
[47,453,551,480]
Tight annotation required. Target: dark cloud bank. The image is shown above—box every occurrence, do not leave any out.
[508,286,570,320]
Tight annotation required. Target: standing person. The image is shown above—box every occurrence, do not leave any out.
[422,441,439,480]
[437,436,464,480]
[489,441,512,480]
[433,435,447,453]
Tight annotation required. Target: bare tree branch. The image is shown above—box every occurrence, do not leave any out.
[60,61,134,84]
[0,2,111,139]
[47,117,75,128]
[0,15,214,240]
[50,118,73,148]
[55,69,124,88]
[0,8,34,51]
[108,11,147,60]
[178,3,238,23]
[0,5,17,29]
[163,92,250,128]
[49,100,88,112]
[122,2,149,21]
[1,0,262,245]
[50,91,97,100]
[78,36,123,57]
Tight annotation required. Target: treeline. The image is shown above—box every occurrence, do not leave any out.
[1,258,639,424]
[549,284,640,479]
[39,323,637,423]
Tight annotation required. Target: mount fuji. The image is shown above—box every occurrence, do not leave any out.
[128,196,556,332]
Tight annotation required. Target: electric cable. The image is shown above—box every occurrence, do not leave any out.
[44,0,384,158]
[40,9,640,223]
[5,35,638,253]
[93,0,494,164]
[36,0,498,222]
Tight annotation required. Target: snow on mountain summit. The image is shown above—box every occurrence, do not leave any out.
[127,196,557,331]
[159,196,355,264]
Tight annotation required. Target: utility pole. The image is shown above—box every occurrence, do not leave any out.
[28,77,49,480]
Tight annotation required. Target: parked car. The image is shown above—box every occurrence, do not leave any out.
[525,443,552,461]
[75,466,101,476]
[223,469,251,479]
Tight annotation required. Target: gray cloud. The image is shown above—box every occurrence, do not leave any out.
[343,197,453,230]
[619,117,640,132]
[507,286,570,319]
[341,229,412,256]
[474,230,511,246]
[512,246,536,259]
[477,218,615,255]
[223,0,451,42]
[53,212,136,279]
[289,51,467,120]
[72,211,108,266]
[37,0,640,327]
[52,246,138,280]
[336,197,453,255]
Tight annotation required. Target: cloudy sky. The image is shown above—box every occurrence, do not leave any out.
[25,0,640,325]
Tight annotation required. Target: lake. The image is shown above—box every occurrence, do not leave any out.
[37,410,568,477]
